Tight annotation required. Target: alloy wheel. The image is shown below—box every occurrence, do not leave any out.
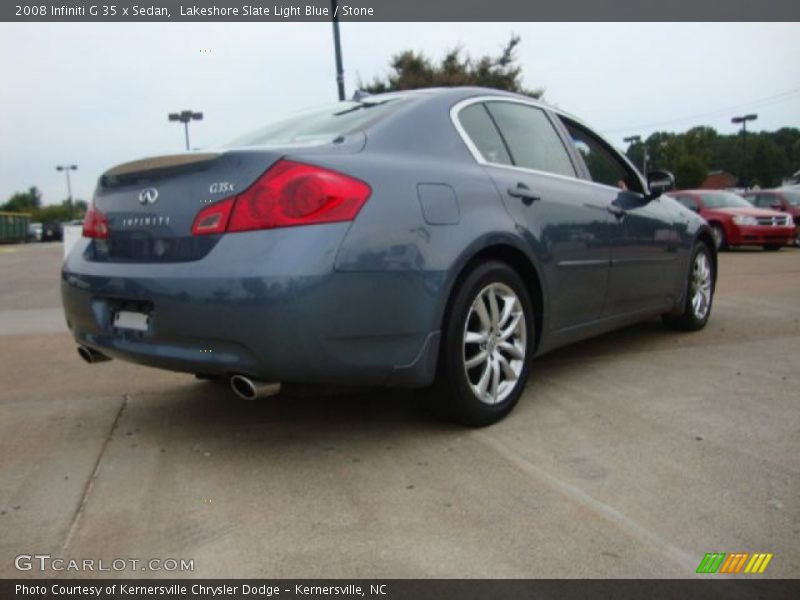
[462,283,527,405]
[691,251,713,320]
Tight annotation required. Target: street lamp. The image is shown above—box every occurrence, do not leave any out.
[623,135,647,175]
[168,110,203,151]
[731,113,757,189]
[56,164,78,208]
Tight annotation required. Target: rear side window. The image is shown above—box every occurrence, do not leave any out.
[458,104,512,165]
[483,102,576,177]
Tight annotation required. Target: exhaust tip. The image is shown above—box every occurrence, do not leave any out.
[229,374,280,401]
[77,345,111,364]
[230,374,258,401]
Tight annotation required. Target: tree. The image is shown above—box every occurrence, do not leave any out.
[750,137,786,188]
[361,35,542,98]
[2,187,42,213]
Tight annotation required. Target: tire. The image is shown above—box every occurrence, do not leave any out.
[710,223,727,251]
[433,261,535,426]
[763,245,782,251]
[663,242,715,331]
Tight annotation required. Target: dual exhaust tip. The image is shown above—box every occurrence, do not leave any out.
[76,345,279,400]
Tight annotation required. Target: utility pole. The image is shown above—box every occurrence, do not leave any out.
[331,0,345,101]
[168,110,203,151]
[731,114,757,189]
[623,135,647,175]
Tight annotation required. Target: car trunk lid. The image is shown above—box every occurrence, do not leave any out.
[89,150,283,262]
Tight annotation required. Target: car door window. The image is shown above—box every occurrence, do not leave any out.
[483,102,577,178]
[751,194,771,208]
[457,103,512,166]
[559,118,644,194]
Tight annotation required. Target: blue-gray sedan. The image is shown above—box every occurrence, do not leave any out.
[62,87,716,425]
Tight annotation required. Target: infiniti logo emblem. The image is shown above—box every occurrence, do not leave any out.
[139,188,159,205]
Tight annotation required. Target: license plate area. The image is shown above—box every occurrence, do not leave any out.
[113,310,150,332]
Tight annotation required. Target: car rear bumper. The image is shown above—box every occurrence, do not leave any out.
[61,227,443,387]
[727,225,796,246]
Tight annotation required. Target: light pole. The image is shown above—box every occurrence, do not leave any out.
[56,164,77,209]
[732,113,757,189]
[168,110,203,151]
[331,0,345,101]
[623,135,647,175]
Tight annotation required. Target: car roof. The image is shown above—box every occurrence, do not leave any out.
[364,86,563,115]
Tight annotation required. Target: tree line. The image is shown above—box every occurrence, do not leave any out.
[624,127,800,189]
[0,187,86,222]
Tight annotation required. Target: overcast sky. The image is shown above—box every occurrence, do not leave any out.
[1,22,798,205]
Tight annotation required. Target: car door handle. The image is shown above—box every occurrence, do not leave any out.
[507,183,540,206]
[607,205,626,219]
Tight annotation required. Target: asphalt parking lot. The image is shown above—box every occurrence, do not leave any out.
[0,242,798,578]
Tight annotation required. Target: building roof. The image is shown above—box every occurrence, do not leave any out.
[700,171,738,190]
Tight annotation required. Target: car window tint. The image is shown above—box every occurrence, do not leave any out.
[484,102,576,178]
[559,118,643,193]
[458,103,512,165]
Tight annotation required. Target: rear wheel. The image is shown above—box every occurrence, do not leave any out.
[663,242,715,331]
[433,261,534,426]
[710,223,727,250]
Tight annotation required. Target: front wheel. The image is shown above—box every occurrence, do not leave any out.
[434,261,534,426]
[663,242,715,331]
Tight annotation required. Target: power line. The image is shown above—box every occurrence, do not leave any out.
[602,87,800,135]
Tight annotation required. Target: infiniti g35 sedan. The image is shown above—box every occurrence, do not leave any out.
[62,87,717,425]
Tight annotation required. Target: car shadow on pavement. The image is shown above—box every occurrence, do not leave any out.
[117,319,677,442]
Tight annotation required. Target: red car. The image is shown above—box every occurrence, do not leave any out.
[743,188,800,247]
[666,190,796,251]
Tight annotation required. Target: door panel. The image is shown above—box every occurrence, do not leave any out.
[557,117,678,316]
[605,192,681,314]
[487,167,612,330]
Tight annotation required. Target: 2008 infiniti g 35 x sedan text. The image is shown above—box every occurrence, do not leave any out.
[62,87,716,425]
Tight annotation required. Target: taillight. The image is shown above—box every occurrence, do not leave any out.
[191,160,371,236]
[191,197,235,236]
[82,205,109,239]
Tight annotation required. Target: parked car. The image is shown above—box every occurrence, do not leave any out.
[28,222,43,242]
[62,87,716,425]
[666,190,795,251]
[743,188,800,246]
[41,221,63,242]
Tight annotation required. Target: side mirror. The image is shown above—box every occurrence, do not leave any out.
[646,169,675,199]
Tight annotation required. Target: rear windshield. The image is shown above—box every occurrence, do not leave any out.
[698,192,752,208]
[226,98,408,148]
